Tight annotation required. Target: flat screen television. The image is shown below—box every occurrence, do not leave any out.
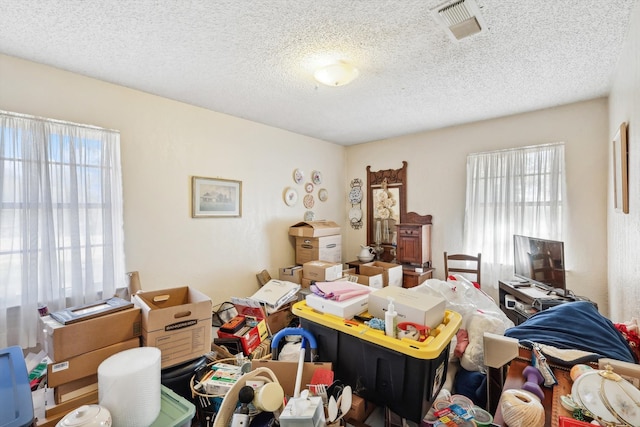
[513,234,567,296]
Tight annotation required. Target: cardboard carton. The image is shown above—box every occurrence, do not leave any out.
[47,337,140,387]
[279,265,303,284]
[133,286,212,369]
[295,235,342,265]
[40,307,142,362]
[359,261,403,287]
[368,286,446,329]
[289,220,341,238]
[303,261,343,282]
[250,360,332,397]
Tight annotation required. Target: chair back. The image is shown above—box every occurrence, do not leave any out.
[444,252,481,287]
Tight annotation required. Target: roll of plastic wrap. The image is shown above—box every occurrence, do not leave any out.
[98,347,161,427]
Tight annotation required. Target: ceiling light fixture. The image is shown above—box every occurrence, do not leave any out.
[314,61,359,87]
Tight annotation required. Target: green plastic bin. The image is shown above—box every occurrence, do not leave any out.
[150,385,196,427]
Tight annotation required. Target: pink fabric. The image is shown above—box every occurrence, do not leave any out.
[310,281,372,301]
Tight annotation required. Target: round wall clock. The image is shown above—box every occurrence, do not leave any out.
[311,170,322,185]
[318,188,328,202]
[284,187,298,206]
[293,169,304,184]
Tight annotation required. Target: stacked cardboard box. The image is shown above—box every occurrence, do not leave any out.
[132,286,213,369]
[289,221,342,266]
[39,307,142,423]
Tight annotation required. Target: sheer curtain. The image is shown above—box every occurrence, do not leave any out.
[0,111,125,349]
[463,143,566,297]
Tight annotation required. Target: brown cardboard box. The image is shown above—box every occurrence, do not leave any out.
[133,286,212,369]
[359,261,403,287]
[345,394,376,423]
[40,307,142,361]
[289,220,341,238]
[295,235,342,265]
[45,389,98,418]
[47,337,140,387]
[279,265,303,284]
[54,374,98,404]
[250,360,332,397]
[303,261,343,282]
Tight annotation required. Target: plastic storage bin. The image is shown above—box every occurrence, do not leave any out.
[292,301,462,423]
[150,385,196,427]
[0,346,34,427]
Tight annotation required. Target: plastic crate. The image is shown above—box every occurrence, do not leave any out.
[1,346,34,427]
[150,385,196,427]
[292,301,462,423]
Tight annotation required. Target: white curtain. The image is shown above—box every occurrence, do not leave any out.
[463,143,566,297]
[0,111,125,349]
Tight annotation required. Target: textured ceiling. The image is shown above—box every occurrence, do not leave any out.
[0,0,638,145]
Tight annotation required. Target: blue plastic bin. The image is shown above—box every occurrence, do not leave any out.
[0,346,34,427]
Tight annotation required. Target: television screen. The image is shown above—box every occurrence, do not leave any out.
[513,235,567,295]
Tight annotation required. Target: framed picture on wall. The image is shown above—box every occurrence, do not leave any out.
[613,122,629,214]
[192,176,242,218]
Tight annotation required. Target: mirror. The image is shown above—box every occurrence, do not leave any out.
[366,162,407,258]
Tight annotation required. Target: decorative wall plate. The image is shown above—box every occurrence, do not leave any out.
[349,186,362,204]
[293,169,304,184]
[304,210,315,221]
[303,194,315,209]
[305,182,314,193]
[284,187,298,206]
[318,188,328,202]
[312,170,322,185]
[349,207,362,222]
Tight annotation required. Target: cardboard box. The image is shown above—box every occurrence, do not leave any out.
[234,302,295,335]
[201,362,243,395]
[45,389,98,418]
[359,261,403,287]
[368,286,446,329]
[250,360,332,397]
[133,286,212,369]
[279,265,303,284]
[47,337,140,387]
[350,273,384,288]
[303,261,343,282]
[40,307,142,361]
[289,220,341,238]
[54,374,98,404]
[345,394,376,423]
[295,235,342,265]
[217,319,268,356]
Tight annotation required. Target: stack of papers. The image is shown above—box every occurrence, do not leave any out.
[232,279,300,312]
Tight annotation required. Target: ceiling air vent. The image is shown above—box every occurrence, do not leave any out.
[431,0,486,41]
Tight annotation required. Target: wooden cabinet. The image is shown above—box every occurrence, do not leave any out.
[402,267,434,288]
[397,223,431,267]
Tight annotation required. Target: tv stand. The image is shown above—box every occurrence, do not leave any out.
[498,281,595,325]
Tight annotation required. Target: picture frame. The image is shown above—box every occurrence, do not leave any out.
[192,176,242,218]
[613,122,629,214]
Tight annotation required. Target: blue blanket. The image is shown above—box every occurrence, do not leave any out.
[504,301,637,364]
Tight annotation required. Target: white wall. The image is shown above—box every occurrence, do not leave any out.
[608,2,640,322]
[0,54,346,306]
[345,99,610,311]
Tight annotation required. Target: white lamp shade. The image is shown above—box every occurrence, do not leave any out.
[314,62,359,87]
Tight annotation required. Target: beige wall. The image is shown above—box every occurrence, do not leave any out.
[0,52,615,315]
[0,54,346,306]
[608,3,640,322]
[345,99,610,310]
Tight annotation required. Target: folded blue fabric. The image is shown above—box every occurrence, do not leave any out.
[504,301,636,364]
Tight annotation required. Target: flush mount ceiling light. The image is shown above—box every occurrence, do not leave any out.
[314,61,359,87]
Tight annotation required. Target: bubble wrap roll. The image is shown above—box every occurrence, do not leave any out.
[98,347,161,427]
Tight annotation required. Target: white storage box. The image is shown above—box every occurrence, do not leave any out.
[305,291,370,320]
[368,286,445,329]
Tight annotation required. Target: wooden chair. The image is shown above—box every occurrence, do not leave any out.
[444,252,481,288]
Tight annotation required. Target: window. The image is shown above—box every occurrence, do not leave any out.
[463,143,566,293]
[0,111,125,349]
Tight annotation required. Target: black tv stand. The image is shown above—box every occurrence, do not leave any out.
[498,280,595,325]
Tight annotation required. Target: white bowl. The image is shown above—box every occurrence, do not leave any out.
[358,255,374,262]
